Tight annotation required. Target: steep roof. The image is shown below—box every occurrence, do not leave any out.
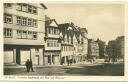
[40,3,47,9]
[59,23,74,37]
[45,16,58,27]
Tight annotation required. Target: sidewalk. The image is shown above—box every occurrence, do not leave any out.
[4,64,64,69]
[4,61,92,69]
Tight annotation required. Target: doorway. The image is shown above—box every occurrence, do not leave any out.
[16,48,20,64]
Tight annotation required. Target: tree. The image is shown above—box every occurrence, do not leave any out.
[116,36,124,59]
[105,38,123,63]
[96,39,106,59]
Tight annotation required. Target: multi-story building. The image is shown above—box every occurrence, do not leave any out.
[59,23,74,65]
[88,39,99,60]
[4,3,47,65]
[72,26,88,63]
[77,28,88,62]
[59,23,88,65]
[44,16,61,65]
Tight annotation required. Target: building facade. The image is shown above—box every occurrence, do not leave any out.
[44,16,61,65]
[4,3,47,65]
[77,28,88,62]
[59,23,74,65]
[88,39,99,60]
[59,23,88,65]
[72,26,88,63]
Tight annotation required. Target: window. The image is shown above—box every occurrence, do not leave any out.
[16,4,38,15]
[4,28,12,38]
[17,30,22,38]
[16,30,37,40]
[28,18,32,26]
[48,28,51,34]
[22,17,27,25]
[27,31,32,39]
[33,7,37,14]
[16,16,37,27]
[47,40,59,47]
[22,31,27,39]
[33,32,37,39]
[54,29,57,34]
[50,40,53,47]
[33,19,37,27]
[54,41,56,47]
[47,40,50,47]
[4,14,12,24]
[57,42,59,47]
[56,29,59,34]
[51,28,54,34]
[16,16,21,25]
[16,3,22,10]
[28,5,32,13]
[4,3,12,8]
[22,4,27,12]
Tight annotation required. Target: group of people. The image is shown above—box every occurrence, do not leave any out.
[25,59,34,72]
[61,58,76,66]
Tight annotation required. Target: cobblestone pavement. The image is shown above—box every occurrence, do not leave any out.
[4,62,124,76]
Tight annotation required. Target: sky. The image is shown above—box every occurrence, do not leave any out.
[45,3,124,43]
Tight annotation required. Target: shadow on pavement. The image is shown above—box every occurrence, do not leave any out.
[63,63,124,76]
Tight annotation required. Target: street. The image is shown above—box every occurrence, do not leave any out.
[4,62,124,76]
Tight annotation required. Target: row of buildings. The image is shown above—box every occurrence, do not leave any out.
[4,3,99,66]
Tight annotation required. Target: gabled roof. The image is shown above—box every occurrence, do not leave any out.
[40,3,47,9]
[59,23,74,38]
[48,19,58,27]
[45,16,58,27]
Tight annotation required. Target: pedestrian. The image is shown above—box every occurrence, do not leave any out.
[67,59,69,66]
[29,59,34,72]
[25,59,30,72]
